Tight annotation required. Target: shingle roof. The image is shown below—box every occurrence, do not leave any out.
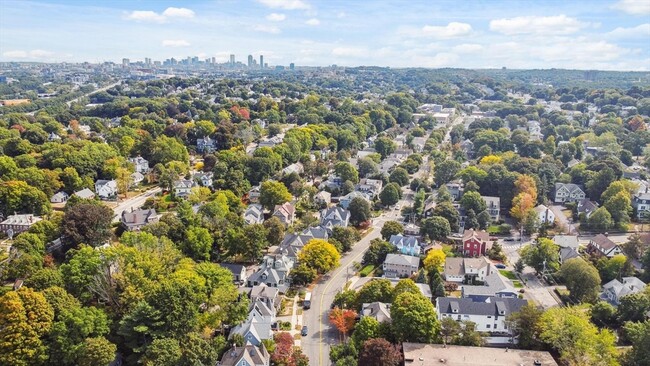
[591,234,617,250]
[384,253,419,267]
[437,296,527,316]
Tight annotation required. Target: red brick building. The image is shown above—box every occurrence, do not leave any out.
[463,229,491,257]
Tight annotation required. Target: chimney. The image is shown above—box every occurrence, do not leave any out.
[604,232,609,237]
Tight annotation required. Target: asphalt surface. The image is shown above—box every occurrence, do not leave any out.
[110,187,161,223]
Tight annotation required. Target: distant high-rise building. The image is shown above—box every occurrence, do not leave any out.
[248,55,253,68]
[230,54,235,65]
[260,55,264,69]
[191,56,199,64]
[289,63,295,70]
[144,57,151,66]
[122,58,130,67]
[211,57,216,64]
[153,61,161,66]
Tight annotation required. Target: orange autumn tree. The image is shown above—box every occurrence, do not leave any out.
[510,192,536,221]
[514,174,538,202]
[329,308,357,341]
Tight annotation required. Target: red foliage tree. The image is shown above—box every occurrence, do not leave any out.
[358,338,402,366]
[329,308,357,341]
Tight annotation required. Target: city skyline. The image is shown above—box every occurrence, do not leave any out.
[0,0,649,70]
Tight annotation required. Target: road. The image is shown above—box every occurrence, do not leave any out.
[66,81,122,107]
[110,187,161,223]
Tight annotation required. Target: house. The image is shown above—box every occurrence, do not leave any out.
[553,235,579,250]
[446,181,464,200]
[602,277,646,305]
[282,162,303,175]
[249,185,261,203]
[554,183,586,203]
[217,343,270,366]
[577,199,599,219]
[196,136,216,153]
[228,317,273,347]
[460,139,474,158]
[633,192,650,219]
[219,263,247,284]
[319,175,344,190]
[411,137,427,152]
[559,247,581,264]
[436,296,528,334]
[534,204,555,224]
[314,191,331,206]
[443,257,495,283]
[416,283,433,301]
[482,196,500,222]
[379,158,401,174]
[247,254,294,292]
[73,188,95,200]
[273,202,296,226]
[402,343,558,366]
[356,178,383,198]
[383,253,420,279]
[278,226,329,260]
[244,204,265,225]
[249,284,281,312]
[130,172,144,186]
[48,132,61,141]
[460,272,518,301]
[95,179,117,199]
[338,191,371,210]
[320,206,351,229]
[121,208,158,231]
[194,171,213,188]
[0,214,42,235]
[173,179,194,199]
[50,191,69,203]
[128,156,150,174]
[404,223,421,236]
[388,234,422,256]
[361,302,392,323]
[587,234,622,258]
[462,230,492,257]
[258,135,284,149]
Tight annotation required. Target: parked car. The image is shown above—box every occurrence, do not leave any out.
[301,326,308,336]
[504,237,515,242]
[495,264,506,269]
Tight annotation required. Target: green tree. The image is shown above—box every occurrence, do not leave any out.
[460,191,486,213]
[25,268,64,291]
[334,162,359,184]
[358,157,379,178]
[434,160,461,186]
[298,239,340,274]
[586,206,614,232]
[623,320,650,366]
[374,137,397,159]
[389,167,410,186]
[597,254,632,283]
[393,278,420,297]
[150,135,189,165]
[379,183,401,206]
[539,306,618,366]
[591,301,617,328]
[520,238,560,274]
[59,245,104,302]
[348,197,371,226]
[259,180,292,211]
[141,338,182,366]
[0,180,51,216]
[454,321,485,347]
[352,317,380,349]
[433,201,460,232]
[617,292,650,323]
[331,226,361,253]
[290,264,317,286]
[421,216,451,241]
[77,337,117,366]
[381,221,404,240]
[184,226,213,261]
[440,317,461,345]
[391,292,439,343]
[362,239,396,266]
[356,279,394,308]
[560,258,601,303]
[603,190,632,230]
[264,216,286,246]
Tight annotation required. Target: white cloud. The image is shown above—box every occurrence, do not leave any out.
[254,25,281,34]
[2,49,55,59]
[161,7,195,19]
[607,23,650,38]
[305,18,320,26]
[421,22,472,38]
[266,13,286,21]
[257,0,310,10]
[332,47,367,57]
[125,7,194,23]
[612,0,650,15]
[337,12,347,18]
[162,39,191,47]
[452,43,484,53]
[490,15,588,35]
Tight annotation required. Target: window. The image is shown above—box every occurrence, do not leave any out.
[494,324,498,329]
[486,324,491,328]
[487,316,491,318]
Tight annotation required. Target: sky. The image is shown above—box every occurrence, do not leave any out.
[0,0,649,70]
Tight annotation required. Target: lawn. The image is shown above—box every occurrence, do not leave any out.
[512,280,523,288]
[359,265,374,277]
[499,270,518,280]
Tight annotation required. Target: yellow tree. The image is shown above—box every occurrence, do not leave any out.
[298,239,340,274]
[514,175,538,202]
[423,249,446,272]
[479,155,502,165]
[510,193,535,221]
[115,167,132,199]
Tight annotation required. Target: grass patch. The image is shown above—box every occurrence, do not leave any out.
[449,290,462,298]
[293,334,302,340]
[279,321,292,331]
[359,265,375,277]
[499,270,517,280]
[562,210,573,219]
[512,280,523,288]
[487,225,501,235]
[297,308,303,316]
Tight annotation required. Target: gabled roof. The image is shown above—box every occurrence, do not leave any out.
[121,208,157,225]
[73,188,95,199]
[389,234,421,249]
[591,234,617,251]
[553,235,579,249]
[361,302,392,323]
[559,247,580,263]
[555,182,585,194]
[463,229,490,242]
[461,272,515,297]
[218,344,270,366]
[384,253,420,267]
[577,199,598,213]
[437,296,527,316]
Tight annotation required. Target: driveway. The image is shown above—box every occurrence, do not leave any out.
[549,205,575,234]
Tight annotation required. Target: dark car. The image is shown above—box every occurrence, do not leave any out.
[504,238,515,242]
[495,264,506,269]
[301,326,308,336]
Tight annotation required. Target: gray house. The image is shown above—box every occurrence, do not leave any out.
[320,206,351,230]
[121,208,158,231]
[383,253,419,279]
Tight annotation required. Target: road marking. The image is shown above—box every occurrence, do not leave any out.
[318,233,374,366]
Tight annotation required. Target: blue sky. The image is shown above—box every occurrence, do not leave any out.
[0,0,649,70]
